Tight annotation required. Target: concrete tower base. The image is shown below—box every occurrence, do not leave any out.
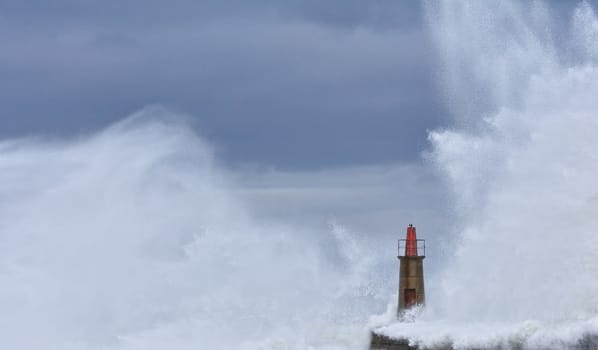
[397,256,425,318]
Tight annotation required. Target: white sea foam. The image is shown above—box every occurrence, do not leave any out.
[0,108,400,350]
[4,1,598,349]
[374,1,598,348]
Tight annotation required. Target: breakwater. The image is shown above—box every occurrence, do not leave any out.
[369,332,598,350]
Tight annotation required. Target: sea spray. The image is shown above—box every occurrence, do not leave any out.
[0,108,393,350]
[377,1,598,348]
[4,1,598,349]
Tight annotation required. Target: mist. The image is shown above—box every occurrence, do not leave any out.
[0,107,450,349]
[376,1,598,348]
[4,1,598,349]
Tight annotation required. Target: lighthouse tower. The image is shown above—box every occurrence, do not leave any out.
[397,224,425,317]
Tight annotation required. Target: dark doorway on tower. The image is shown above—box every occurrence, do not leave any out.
[404,288,417,309]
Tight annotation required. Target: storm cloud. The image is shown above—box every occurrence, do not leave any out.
[0,1,448,169]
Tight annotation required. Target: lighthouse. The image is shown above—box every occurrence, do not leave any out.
[397,224,425,317]
[369,224,427,349]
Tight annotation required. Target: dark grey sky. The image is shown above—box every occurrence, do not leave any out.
[0,0,587,169]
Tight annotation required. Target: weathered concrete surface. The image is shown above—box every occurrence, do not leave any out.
[369,331,453,350]
[369,331,598,350]
[397,256,425,317]
[369,332,413,350]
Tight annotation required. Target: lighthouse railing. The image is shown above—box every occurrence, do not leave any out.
[398,239,426,257]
